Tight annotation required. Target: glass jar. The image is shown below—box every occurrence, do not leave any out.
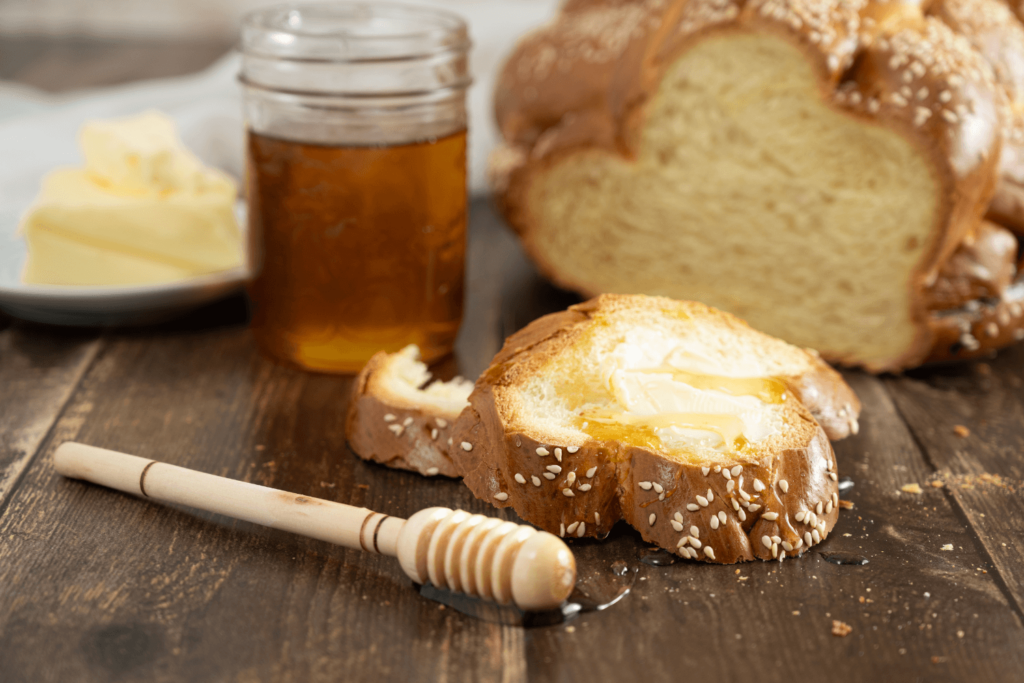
[240,3,471,373]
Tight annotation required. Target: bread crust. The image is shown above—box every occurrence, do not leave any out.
[450,294,850,563]
[346,351,461,478]
[925,278,1024,362]
[491,0,1007,373]
[923,220,1018,310]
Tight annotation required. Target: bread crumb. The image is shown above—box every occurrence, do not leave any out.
[953,425,970,438]
[838,500,854,510]
[831,620,853,637]
[941,544,954,551]
[901,483,923,494]
[792,610,800,615]
[858,596,865,603]
[930,480,944,488]
[565,625,576,633]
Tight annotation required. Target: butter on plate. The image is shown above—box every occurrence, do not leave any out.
[20,110,243,286]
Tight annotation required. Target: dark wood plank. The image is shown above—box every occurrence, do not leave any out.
[0,325,100,506]
[524,373,1024,682]
[886,349,1024,620]
[0,35,232,91]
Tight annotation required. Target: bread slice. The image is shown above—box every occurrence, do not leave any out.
[346,345,472,477]
[490,0,1009,372]
[449,295,859,564]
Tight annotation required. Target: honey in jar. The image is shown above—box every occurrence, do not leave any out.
[246,131,467,372]
[239,2,471,373]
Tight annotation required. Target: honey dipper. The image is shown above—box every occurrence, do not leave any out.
[54,442,576,611]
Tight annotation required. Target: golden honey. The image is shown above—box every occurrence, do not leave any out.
[246,131,467,373]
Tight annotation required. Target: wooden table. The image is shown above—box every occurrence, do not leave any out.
[2,38,1023,683]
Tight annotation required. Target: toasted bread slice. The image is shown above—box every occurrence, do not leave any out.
[449,295,859,563]
[346,345,472,477]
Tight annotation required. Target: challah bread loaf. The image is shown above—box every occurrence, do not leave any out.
[491,0,1022,372]
[346,346,472,477]
[449,294,859,563]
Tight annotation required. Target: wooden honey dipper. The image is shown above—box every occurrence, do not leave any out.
[54,442,577,611]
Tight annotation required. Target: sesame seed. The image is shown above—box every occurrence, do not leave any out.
[430,429,438,440]
[986,322,999,338]
[689,536,702,548]
[779,480,789,493]
[795,511,806,522]
[731,466,742,476]
[543,473,556,480]
[673,511,683,523]
[718,511,727,524]
[739,489,751,502]
[690,526,700,537]
[547,465,562,474]
[567,446,579,453]
[753,479,765,492]
[772,543,779,559]
[671,520,684,532]
[563,488,575,497]
[639,481,653,491]
[713,466,721,473]
[448,438,453,446]
[388,424,404,436]
[384,414,396,422]
[748,504,761,512]
[461,441,473,452]
[762,536,773,549]
[999,309,1011,327]
[702,467,710,476]
[805,531,813,547]
[902,71,913,83]
[567,472,577,486]
[649,513,657,526]
[515,473,526,484]
[738,508,747,522]
[892,93,908,107]
[795,537,803,549]
[707,489,714,502]
[868,98,880,113]
[942,109,958,123]
[402,417,413,427]
[808,512,818,527]
[696,496,709,507]
[832,492,838,506]
[658,492,666,501]
[914,107,931,126]
[559,523,565,537]
[812,529,821,544]
[732,500,740,511]
[704,546,716,560]
[653,483,664,493]
[577,522,586,537]
[939,90,952,102]
[586,467,597,478]
[434,418,448,429]
[532,476,542,487]
[426,467,440,476]
[554,448,562,459]
[710,516,720,530]
[677,537,689,548]
[782,541,794,552]
[495,492,508,501]
[722,469,731,480]
[595,512,600,524]
[566,521,579,534]
[830,472,838,481]
[536,447,549,456]
[816,502,823,515]
[826,500,834,514]
[763,512,779,521]
[579,483,592,492]
[726,480,735,492]
[687,504,700,512]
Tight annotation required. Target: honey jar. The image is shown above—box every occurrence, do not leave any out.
[240,3,470,373]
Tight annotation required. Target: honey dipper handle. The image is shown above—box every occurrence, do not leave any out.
[54,442,405,555]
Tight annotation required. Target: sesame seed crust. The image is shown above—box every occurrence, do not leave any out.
[491,0,1021,372]
[447,295,845,563]
[345,348,464,478]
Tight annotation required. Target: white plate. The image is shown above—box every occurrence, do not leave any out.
[0,234,248,327]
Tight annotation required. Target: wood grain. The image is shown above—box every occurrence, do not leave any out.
[0,325,100,507]
[886,349,1024,620]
